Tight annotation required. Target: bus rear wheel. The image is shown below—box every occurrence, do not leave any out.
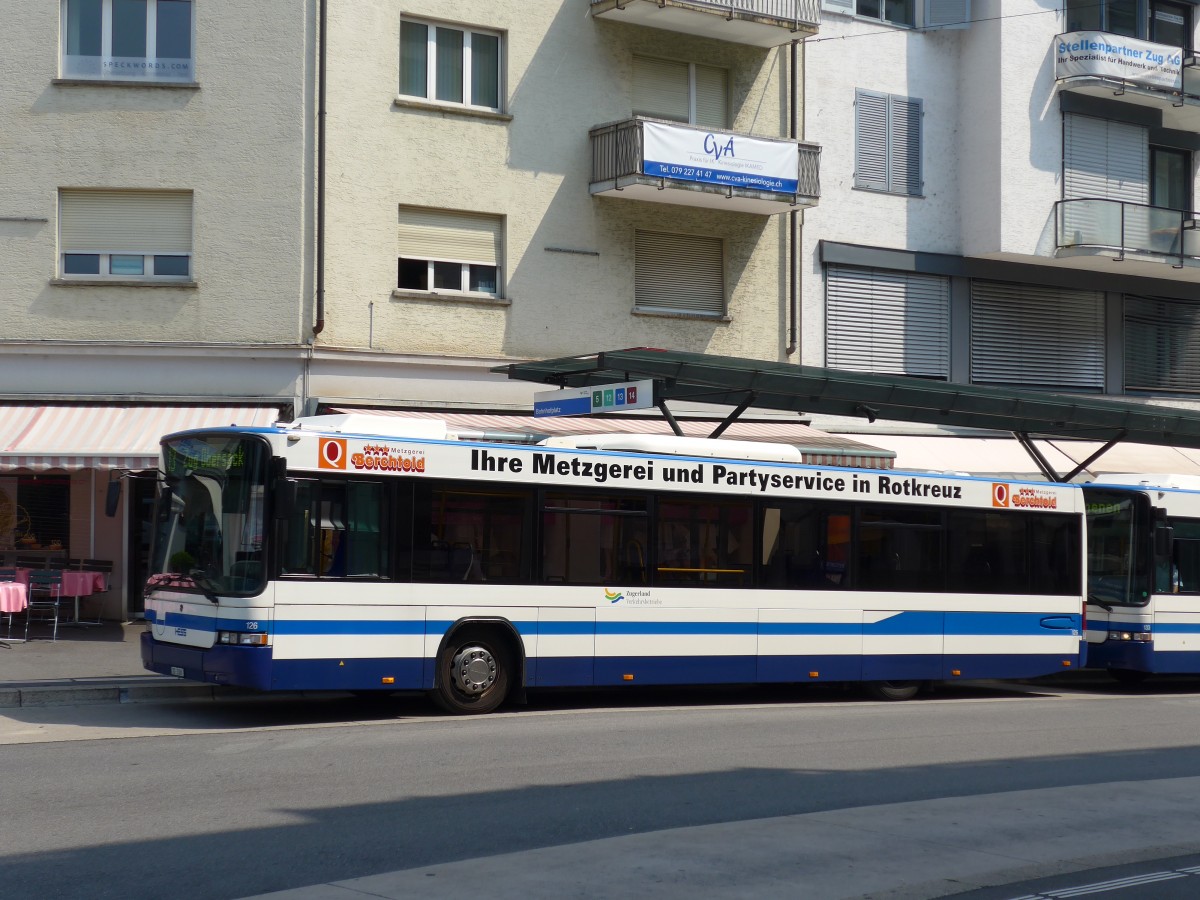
[864,680,922,701]
[432,628,512,715]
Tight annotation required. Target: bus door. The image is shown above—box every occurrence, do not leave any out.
[1153,517,1200,671]
[1084,489,1151,647]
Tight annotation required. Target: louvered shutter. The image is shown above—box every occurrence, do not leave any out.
[970,281,1105,389]
[924,0,970,29]
[826,265,950,377]
[855,90,888,191]
[694,64,728,129]
[59,190,192,252]
[888,95,922,195]
[398,207,501,265]
[633,56,689,123]
[634,231,724,314]
[1124,295,1200,393]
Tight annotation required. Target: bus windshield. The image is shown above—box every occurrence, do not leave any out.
[148,435,269,596]
[1084,487,1149,607]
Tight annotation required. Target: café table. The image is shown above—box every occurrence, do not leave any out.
[0,582,29,643]
[14,567,108,625]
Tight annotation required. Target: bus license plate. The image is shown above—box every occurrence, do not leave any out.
[171,667,185,677]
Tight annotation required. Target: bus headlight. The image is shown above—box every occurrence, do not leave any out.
[1108,631,1152,643]
[217,631,269,646]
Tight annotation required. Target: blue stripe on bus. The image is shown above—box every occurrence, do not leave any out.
[1149,623,1200,634]
[147,609,1081,639]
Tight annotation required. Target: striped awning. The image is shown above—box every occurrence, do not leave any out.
[0,405,281,471]
[326,408,894,469]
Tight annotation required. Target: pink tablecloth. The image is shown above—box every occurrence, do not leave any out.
[14,569,107,596]
[0,582,28,613]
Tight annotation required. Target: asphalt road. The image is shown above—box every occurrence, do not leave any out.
[2,682,1200,899]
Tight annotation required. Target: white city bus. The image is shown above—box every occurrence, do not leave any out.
[140,414,1086,712]
[1083,474,1200,682]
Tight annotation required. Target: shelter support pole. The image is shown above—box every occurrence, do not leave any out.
[708,393,757,438]
[1014,432,1062,482]
[1060,433,1125,483]
[656,399,684,437]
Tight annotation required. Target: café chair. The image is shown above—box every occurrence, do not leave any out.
[15,555,46,570]
[26,569,64,642]
[76,558,115,625]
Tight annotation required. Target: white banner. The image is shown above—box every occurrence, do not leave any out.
[641,121,799,195]
[1055,31,1182,91]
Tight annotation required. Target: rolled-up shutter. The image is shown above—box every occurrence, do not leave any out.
[59,190,192,252]
[1125,294,1200,393]
[694,64,728,129]
[635,230,724,314]
[633,56,689,123]
[970,280,1104,389]
[826,265,950,377]
[1062,114,1149,250]
[398,207,501,265]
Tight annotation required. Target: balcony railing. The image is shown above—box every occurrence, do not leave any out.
[1054,31,1200,112]
[1056,198,1200,265]
[590,117,820,215]
[590,0,820,47]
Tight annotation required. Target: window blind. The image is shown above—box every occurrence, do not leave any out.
[398,207,501,265]
[826,265,950,377]
[633,56,690,123]
[634,231,724,314]
[59,190,193,252]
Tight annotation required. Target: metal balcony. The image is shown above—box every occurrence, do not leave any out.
[1056,198,1200,268]
[590,117,820,215]
[1054,31,1200,131]
[590,0,820,47]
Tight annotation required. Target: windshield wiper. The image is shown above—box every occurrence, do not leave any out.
[189,570,220,604]
[1088,592,1114,612]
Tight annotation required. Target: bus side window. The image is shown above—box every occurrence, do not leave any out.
[1167,519,1200,594]
[278,479,319,576]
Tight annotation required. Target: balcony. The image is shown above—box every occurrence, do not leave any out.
[1054,31,1200,130]
[590,0,819,47]
[590,117,820,215]
[1056,198,1200,268]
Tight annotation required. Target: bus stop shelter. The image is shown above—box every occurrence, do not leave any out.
[494,348,1200,483]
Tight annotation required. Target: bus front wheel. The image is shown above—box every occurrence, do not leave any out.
[864,680,922,701]
[432,628,512,715]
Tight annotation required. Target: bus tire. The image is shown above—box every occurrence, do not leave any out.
[864,680,922,701]
[432,627,512,715]
[1109,668,1150,686]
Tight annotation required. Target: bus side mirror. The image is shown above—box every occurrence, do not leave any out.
[273,478,297,519]
[1156,525,1174,557]
[105,479,122,518]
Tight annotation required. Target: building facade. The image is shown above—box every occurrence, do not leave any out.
[803,0,1200,404]
[0,0,316,617]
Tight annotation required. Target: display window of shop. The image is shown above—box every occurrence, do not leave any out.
[0,474,71,559]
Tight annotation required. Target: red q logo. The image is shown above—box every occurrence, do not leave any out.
[992,483,1010,507]
[318,437,347,469]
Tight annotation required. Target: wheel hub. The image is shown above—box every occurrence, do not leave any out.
[452,646,496,694]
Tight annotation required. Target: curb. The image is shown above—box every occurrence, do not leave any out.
[0,679,242,709]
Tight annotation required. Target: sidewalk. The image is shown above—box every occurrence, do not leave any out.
[0,620,221,708]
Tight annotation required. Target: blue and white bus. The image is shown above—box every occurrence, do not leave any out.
[1083,475,1200,682]
[140,414,1086,712]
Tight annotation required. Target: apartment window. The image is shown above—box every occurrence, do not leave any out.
[633,56,728,129]
[855,90,922,196]
[1067,0,1192,48]
[62,0,193,82]
[400,19,501,111]
[634,231,724,316]
[826,265,949,378]
[59,189,193,280]
[398,207,502,297]
[1151,146,1192,212]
